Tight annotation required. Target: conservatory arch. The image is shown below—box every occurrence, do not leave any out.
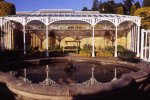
[118,20,140,57]
[49,20,94,55]
[0,9,141,57]
[0,20,24,50]
[26,20,46,49]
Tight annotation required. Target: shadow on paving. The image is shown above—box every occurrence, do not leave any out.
[73,81,150,100]
[0,81,149,100]
[0,82,16,100]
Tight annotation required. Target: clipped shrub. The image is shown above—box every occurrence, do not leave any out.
[96,50,113,57]
[79,50,91,57]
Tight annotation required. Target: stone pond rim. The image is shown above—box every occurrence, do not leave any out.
[0,57,150,100]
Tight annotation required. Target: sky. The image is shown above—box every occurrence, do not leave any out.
[5,0,142,11]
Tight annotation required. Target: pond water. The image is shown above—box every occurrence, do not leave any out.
[15,59,138,84]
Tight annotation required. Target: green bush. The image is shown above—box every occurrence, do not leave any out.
[0,49,23,62]
[105,45,125,54]
[26,46,42,57]
[118,50,136,60]
[82,44,92,52]
[49,45,63,52]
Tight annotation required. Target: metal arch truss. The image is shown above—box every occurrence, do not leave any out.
[0,13,141,58]
[0,14,141,27]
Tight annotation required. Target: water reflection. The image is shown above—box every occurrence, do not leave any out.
[15,60,138,84]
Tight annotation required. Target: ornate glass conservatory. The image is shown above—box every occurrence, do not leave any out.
[0,9,141,57]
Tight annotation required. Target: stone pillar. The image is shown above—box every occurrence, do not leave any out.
[114,26,118,57]
[136,26,140,57]
[141,29,144,59]
[46,25,49,57]
[92,25,95,57]
[23,25,26,55]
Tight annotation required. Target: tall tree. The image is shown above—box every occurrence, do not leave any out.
[123,0,134,15]
[92,0,99,11]
[130,5,136,16]
[134,1,141,9]
[143,0,150,7]
[117,6,124,15]
[99,1,116,14]
[117,3,126,14]
[82,7,88,11]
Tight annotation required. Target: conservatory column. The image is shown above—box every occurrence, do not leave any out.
[148,32,150,61]
[134,26,137,53]
[11,23,14,49]
[136,25,140,57]
[141,29,144,59]
[129,28,132,50]
[1,19,4,50]
[130,27,133,50]
[144,31,148,60]
[92,25,95,57]
[23,25,26,55]
[8,22,11,49]
[5,22,8,49]
[131,26,134,51]
[4,20,6,49]
[8,22,10,49]
[0,18,2,50]
[46,25,49,57]
[114,26,118,57]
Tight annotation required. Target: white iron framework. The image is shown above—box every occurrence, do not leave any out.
[0,9,141,57]
[140,29,150,62]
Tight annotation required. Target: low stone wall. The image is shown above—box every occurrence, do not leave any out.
[0,57,150,100]
[0,72,134,100]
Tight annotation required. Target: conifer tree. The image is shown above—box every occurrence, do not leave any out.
[123,0,134,15]
[92,0,99,11]
[134,1,141,9]
[143,0,150,7]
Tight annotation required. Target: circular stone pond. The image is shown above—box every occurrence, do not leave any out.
[14,59,138,84]
[0,57,150,100]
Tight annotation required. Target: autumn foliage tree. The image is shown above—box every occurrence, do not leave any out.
[130,5,136,16]
[0,0,16,16]
[134,7,150,29]
[117,6,124,15]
